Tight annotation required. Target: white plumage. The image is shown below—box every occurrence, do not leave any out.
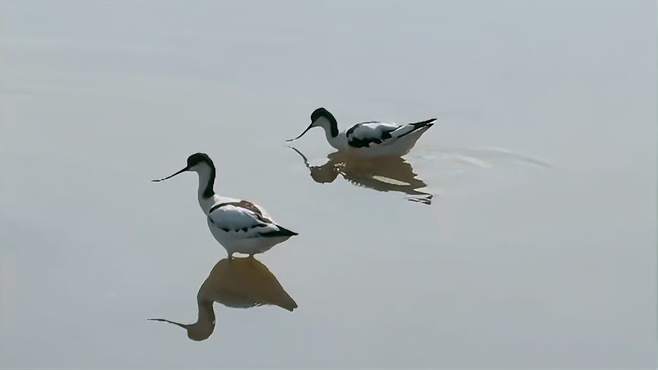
[287,107,436,158]
[208,203,272,233]
[153,153,297,259]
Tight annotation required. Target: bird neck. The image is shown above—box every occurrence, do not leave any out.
[316,116,342,149]
[195,162,216,200]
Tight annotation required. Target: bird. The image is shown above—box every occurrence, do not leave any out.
[149,257,297,341]
[290,147,433,205]
[287,107,436,158]
[152,153,297,259]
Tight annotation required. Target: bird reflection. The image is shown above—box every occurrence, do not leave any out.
[149,257,297,341]
[290,147,433,205]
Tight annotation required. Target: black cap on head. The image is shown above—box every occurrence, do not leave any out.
[311,107,331,122]
[287,108,338,142]
[187,153,212,168]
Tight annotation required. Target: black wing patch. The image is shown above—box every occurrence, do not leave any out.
[346,124,396,148]
[259,225,298,237]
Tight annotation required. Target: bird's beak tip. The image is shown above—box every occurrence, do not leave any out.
[151,167,188,183]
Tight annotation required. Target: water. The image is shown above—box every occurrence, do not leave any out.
[1,1,655,368]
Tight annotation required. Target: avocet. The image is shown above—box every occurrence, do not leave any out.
[152,153,297,258]
[287,107,436,158]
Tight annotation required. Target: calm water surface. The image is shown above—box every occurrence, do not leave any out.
[1,1,655,368]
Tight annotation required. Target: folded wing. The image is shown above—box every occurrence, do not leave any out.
[346,122,399,148]
[208,202,278,236]
[346,118,435,148]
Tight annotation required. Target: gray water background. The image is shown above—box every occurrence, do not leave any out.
[1,1,655,368]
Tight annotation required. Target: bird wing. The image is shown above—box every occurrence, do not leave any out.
[345,121,400,148]
[346,119,436,148]
[208,202,278,236]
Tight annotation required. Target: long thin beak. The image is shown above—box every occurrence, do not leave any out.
[152,167,188,182]
[286,122,314,142]
[148,318,189,329]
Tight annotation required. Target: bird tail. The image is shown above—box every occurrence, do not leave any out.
[262,225,298,237]
[410,118,437,128]
[393,118,437,139]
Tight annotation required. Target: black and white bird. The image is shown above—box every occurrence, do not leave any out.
[152,153,297,259]
[287,107,436,158]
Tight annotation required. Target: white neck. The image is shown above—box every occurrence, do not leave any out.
[191,162,217,214]
[199,194,220,215]
[316,117,344,150]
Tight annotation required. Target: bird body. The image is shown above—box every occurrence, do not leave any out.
[205,199,296,257]
[287,107,436,158]
[153,153,297,258]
